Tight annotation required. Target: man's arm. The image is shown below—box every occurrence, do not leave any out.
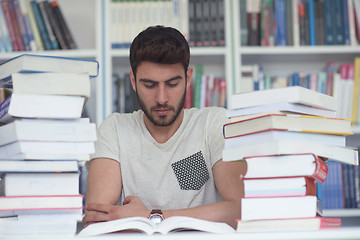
[83,158,122,223]
[83,159,246,229]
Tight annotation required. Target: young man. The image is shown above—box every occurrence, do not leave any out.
[82,26,245,228]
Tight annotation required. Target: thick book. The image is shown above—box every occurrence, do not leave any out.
[0,54,99,81]
[0,172,80,196]
[0,141,95,158]
[0,195,83,211]
[243,176,317,198]
[226,101,337,119]
[241,154,328,183]
[223,113,352,139]
[241,195,319,221]
[78,216,235,236]
[0,94,85,125]
[0,152,90,161]
[0,118,96,146]
[225,129,346,149]
[236,217,341,232]
[222,140,359,165]
[1,72,91,99]
[230,86,337,111]
[0,159,79,173]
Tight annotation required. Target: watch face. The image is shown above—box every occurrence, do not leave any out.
[149,214,163,225]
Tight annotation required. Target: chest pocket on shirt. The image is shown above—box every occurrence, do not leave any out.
[171,151,210,190]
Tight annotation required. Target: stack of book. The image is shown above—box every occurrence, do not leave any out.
[222,86,359,232]
[0,54,98,237]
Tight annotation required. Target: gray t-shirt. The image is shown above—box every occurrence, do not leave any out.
[91,107,228,210]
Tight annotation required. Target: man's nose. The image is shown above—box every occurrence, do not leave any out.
[155,84,168,105]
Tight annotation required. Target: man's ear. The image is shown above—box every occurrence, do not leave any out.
[186,67,193,90]
[129,69,136,92]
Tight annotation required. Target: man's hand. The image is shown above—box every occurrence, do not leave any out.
[82,196,150,226]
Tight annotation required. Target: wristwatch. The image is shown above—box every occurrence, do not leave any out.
[148,209,164,224]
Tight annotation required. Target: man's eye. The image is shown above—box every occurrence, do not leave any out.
[144,83,156,88]
[167,82,178,87]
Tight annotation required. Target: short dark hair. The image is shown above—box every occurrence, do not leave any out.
[129,25,190,77]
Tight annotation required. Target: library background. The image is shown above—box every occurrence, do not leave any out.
[1,0,360,237]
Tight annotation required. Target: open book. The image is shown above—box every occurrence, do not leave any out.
[78,216,235,236]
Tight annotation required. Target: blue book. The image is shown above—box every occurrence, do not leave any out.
[0,54,99,82]
[0,2,12,52]
[30,0,51,50]
[323,0,335,45]
[275,0,287,46]
[307,0,316,45]
[334,0,345,45]
[291,72,300,86]
[342,0,350,45]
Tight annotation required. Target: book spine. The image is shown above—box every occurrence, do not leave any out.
[312,155,328,183]
[50,1,76,49]
[38,0,59,50]
[323,0,335,45]
[334,0,345,45]
[13,0,30,51]
[0,95,11,120]
[30,0,51,50]
[285,0,293,46]
[0,1,13,52]
[7,0,25,51]
[26,0,43,51]
[275,0,287,46]
[307,0,316,45]
[342,0,350,45]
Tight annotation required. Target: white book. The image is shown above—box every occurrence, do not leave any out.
[226,102,337,119]
[0,118,96,146]
[0,208,82,218]
[0,54,99,80]
[0,93,85,125]
[78,216,235,236]
[1,172,80,196]
[222,140,359,165]
[0,160,79,172]
[225,130,346,149]
[5,72,91,99]
[0,195,83,211]
[0,141,95,157]
[241,196,318,221]
[1,153,90,161]
[230,86,337,111]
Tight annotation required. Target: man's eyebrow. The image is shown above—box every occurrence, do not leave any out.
[139,75,183,83]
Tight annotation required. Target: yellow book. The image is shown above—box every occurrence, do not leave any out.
[352,57,360,125]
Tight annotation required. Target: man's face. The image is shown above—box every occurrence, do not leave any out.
[130,61,192,127]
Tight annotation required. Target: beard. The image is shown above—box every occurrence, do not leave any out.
[136,88,187,127]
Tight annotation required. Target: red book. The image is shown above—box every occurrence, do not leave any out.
[1,0,19,51]
[242,153,328,183]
